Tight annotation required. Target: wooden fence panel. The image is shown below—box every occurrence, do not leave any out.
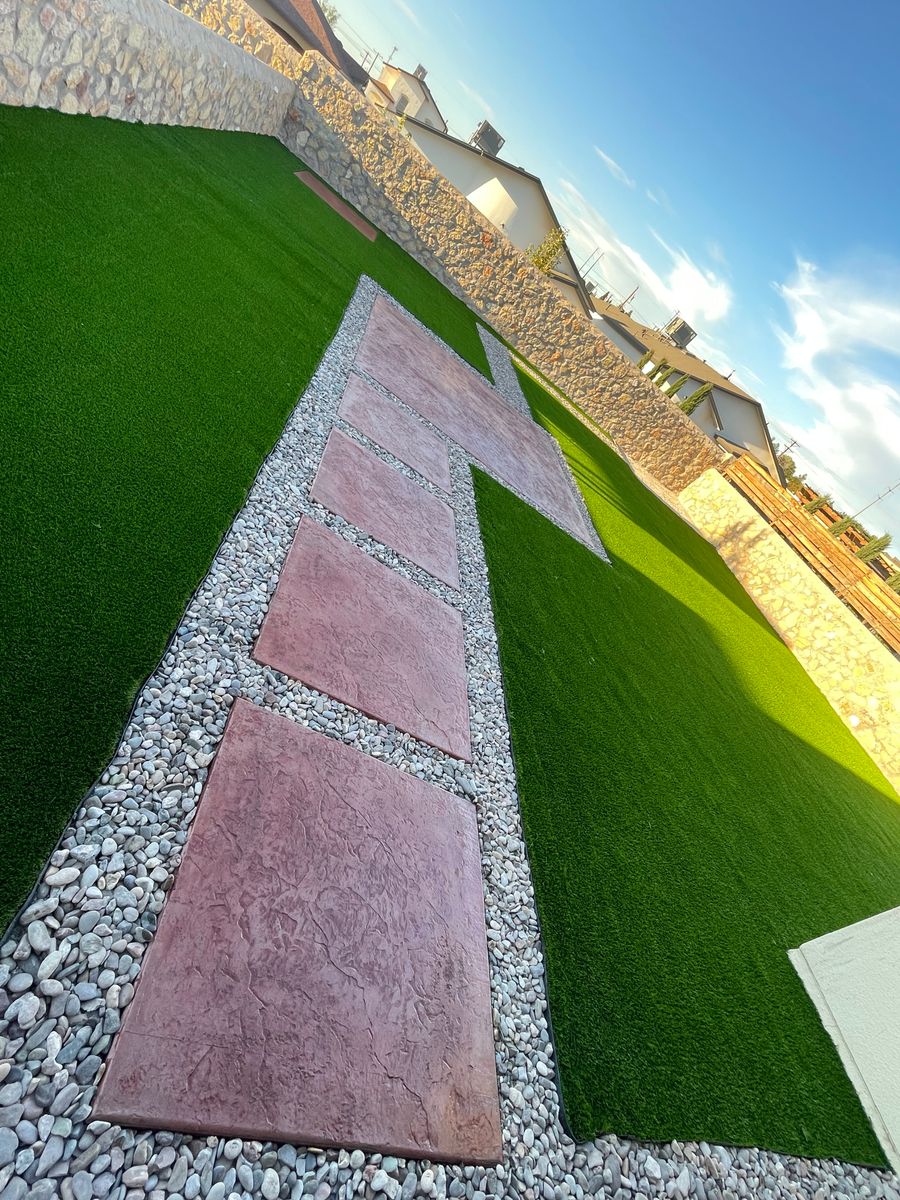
[721,457,900,654]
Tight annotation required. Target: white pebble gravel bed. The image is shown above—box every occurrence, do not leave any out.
[475,328,531,420]
[1,277,896,1200]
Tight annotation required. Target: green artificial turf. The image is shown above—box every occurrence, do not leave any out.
[0,104,490,931]
[472,367,900,1164]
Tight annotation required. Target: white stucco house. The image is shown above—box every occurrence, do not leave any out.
[365,64,447,132]
[592,297,785,482]
[402,118,592,315]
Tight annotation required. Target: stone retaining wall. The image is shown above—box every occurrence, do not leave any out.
[679,469,900,793]
[0,0,294,130]
[1,0,726,492]
[279,52,725,493]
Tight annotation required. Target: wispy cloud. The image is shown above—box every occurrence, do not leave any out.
[649,229,732,324]
[645,186,673,213]
[553,180,732,331]
[594,146,636,189]
[773,258,900,535]
[457,79,494,120]
[391,0,422,31]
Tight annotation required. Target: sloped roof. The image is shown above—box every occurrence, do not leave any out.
[254,0,369,89]
[404,117,592,316]
[591,297,786,484]
[384,66,448,132]
[591,296,754,400]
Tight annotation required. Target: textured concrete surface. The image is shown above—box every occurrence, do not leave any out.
[311,428,459,588]
[254,518,471,758]
[294,171,377,240]
[94,700,502,1162]
[790,907,900,1172]
[339,374,452,491]
[356,296,592,544]
[278,52,726,493]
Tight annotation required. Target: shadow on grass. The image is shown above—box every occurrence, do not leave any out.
[473,457,900,1167]
[513,360,782,642]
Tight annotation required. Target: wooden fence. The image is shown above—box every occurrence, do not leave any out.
[721,455,900,655]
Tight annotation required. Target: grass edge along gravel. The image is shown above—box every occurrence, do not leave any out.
[0,103,490,931]
[472,365,900,1165]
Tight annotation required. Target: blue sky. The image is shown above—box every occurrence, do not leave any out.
[331,0,900,541]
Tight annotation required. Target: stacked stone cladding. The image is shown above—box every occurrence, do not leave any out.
[1,0,725,491]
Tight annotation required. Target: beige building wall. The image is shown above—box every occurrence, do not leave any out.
[378,65,444,129]
[407,123,559,249]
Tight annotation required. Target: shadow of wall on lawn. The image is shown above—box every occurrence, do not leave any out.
[472,463,900,1167]
[516,370,782,642]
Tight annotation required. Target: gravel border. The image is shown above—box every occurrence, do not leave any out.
[476,327,531,420]
[1,277,897,1200]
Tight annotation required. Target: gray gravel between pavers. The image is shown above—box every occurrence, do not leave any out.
[0,276,897,1200]
[476,327,532,421]
[474,326,607,561]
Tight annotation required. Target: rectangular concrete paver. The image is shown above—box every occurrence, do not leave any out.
[339,374,452,491]
[94,700,502,1162]
[295,171,377,240]
[356,295,592,543]
[312,428,459,588]
[254,517,471,759]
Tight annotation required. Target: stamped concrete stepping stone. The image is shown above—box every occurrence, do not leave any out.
[311,428,459,588]
[339,374,452,492]
[294,171,377,240]
[356,295,591,543]
[254,517,471,759]
[94,701,501,1162]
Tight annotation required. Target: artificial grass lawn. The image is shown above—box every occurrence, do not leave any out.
[472,369,900,1164]
[0,104,490,931]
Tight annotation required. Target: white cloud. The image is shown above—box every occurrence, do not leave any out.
[391,0,422,31]
[456,79,494,121]
[594,146,636,189]
[552,180,732,329]
[774,259,900,537]
[646,186,673,213]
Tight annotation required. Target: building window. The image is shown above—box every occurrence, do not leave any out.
[395,94,409,115]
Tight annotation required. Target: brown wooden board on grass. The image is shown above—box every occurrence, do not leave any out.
[294,171,378,240]
[723,456,900,653]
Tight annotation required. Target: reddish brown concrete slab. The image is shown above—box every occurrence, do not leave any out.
[94,701,501,1163]
[356,296,592,543]
[339,374,452,492]
[295,171,378,240]
[311,429,459,589]
[253,517,471,759]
